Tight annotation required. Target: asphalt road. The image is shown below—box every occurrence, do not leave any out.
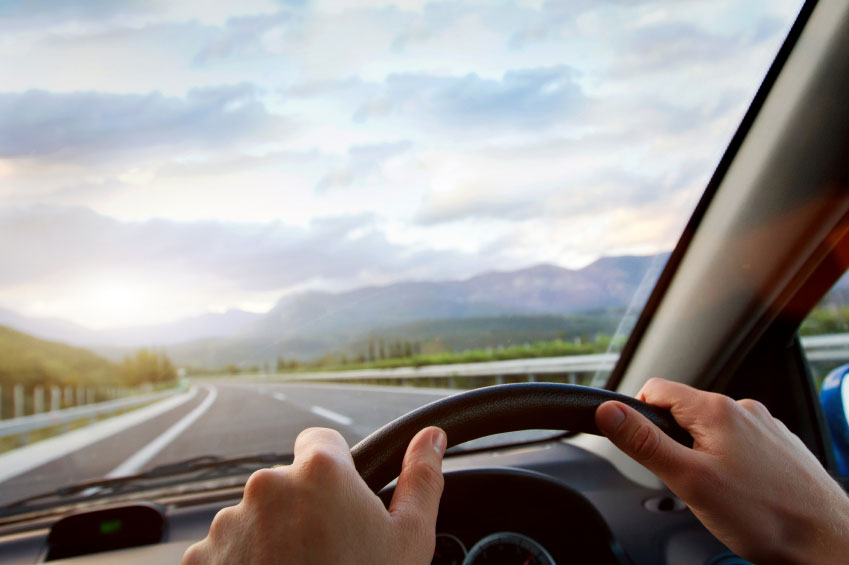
[0,381,453,507]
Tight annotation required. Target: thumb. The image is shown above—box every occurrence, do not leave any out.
[388,427,447,535]
[595,401,689,481]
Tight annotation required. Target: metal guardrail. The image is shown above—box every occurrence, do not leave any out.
[0,388,180,443]
[279,333,849,383]
[286,352,620,382]
[800,333,849,361]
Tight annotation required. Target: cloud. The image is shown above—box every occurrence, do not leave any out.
[415,169,674,225]
[0,84,284,162]
[0,0,152,30]
[353,65,585,129]
[0,205,483,292]
[316,140,412,192]
[413,129,712,227]
[193,11,294,64]
[616,22,738,76]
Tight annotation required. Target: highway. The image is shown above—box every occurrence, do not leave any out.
[0,381,455,507]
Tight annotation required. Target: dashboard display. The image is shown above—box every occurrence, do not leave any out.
[463,532,556,565]
[433,533,467,565]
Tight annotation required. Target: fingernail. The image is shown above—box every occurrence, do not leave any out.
[431,428,447,456]
[597,403,626,435]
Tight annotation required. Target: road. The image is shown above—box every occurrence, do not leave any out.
[0,381,454,507]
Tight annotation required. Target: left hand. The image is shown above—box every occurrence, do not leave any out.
[182,426,447,564]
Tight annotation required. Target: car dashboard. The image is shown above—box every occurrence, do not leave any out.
[0,440,736,564]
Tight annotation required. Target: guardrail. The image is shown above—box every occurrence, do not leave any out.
[0,388,180,445]
[274,333,849,385]
[287,352,620,382]
[800,333,849,361]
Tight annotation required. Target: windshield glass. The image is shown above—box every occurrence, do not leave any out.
[0,0,802,509]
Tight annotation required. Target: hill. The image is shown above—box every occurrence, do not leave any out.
[0,325,116,389]
[2,253,671,369]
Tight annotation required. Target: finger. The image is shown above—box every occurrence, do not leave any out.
[293,427,354,468]
[637,378,715,428]
[388,427,446,534]
[637,377,703,408]
[596,401,692,481]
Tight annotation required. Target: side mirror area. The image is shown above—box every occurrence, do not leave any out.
[820,364,849,477]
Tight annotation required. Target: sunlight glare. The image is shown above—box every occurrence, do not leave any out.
[80,278,155,329]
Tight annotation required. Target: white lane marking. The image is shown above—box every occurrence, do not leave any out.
[106,385,219,478]
[0,387,198,485]
[310,405,353,426]
[272,392,287,401]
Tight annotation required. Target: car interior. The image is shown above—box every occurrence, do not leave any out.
[1,0,848,563]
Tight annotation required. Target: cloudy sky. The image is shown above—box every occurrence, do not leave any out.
[0,0,802,329]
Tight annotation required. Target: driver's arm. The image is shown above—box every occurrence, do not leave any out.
[182,426,447,565]
[596,377,849,564]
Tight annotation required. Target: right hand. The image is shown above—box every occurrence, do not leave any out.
[595,378,849,564]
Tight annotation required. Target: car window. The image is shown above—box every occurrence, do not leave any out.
[800,271,849,475]
[800,272,849,389]
[0,0,804,510]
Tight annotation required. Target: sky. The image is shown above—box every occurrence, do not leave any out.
[0,0,802,329]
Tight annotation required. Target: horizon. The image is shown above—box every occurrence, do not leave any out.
[0,0,801,329]
[1,250,670,332]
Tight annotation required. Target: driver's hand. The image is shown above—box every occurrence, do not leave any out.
[595,378,849,564]
[182,426,447,565]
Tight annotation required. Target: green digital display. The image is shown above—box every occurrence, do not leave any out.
[99,519,123,535]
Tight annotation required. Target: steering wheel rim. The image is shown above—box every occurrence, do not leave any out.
[351,383,693,493]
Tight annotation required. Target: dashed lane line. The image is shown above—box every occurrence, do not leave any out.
[309,406,353,426]
[272,392,287,401]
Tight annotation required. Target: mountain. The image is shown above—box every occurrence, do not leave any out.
[0,252,670,366]
[241,253,670,343]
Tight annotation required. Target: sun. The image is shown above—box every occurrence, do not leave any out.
[80,279,154,329]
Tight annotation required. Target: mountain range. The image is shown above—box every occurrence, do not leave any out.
[0,253,671,366]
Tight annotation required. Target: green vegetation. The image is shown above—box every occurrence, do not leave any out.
[799,306,849,335]
[0,325,178,417]
[275,335,617,373]
[0,325,116,389]
[119,349,178,386]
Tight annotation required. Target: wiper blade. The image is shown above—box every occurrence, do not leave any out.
[2,452,294,513]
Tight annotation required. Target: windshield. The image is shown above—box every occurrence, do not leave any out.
[0,0,802,510]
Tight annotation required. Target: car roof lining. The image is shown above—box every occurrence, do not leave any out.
[570,0,849,488]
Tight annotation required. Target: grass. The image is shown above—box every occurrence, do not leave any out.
[284,336,619,374]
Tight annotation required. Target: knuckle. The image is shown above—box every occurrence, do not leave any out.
[298,427,345,447]
[643,377,664,390]
[208,506,235,540]
[630,423,662,462]
[300,447,343,481]
[243,468,282,502]
[708,394,738,422]
[638,377,663,399]
[738,398,769,417]
[181,542,203,565]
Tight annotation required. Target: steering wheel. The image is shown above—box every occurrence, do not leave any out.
[351,383,693,493]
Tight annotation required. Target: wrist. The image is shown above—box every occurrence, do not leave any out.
[785,486,849,564]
